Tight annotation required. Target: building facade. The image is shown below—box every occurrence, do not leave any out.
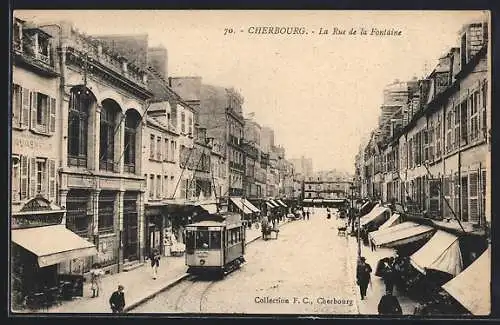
[356,20,490,232]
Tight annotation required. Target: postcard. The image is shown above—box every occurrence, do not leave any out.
[10,9,491,317]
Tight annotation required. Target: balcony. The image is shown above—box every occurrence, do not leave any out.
[13,38,58,77]
[229,161,245,172]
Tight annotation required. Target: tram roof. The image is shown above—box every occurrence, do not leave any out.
[188,212,243,228]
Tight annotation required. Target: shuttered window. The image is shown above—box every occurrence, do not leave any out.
[150,134,155,159]
[156,175,161,199]
[20,155,28,200]
[12,84,22,128]
[461,175,469,222]
[469,172,479,223]
[428,179,441,217]
[11,155,20,202]
[29,92,55,134]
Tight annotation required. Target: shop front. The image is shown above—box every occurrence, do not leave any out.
[144,204,164,258]
[11,197,97,310]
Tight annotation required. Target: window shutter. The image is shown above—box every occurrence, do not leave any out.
[469,172,479,223]
[30,91,38,131]
[49,97,56,133]
[12,86,20,127]
[29,157,37,198]
[22,88,30,127]
[20,155,28,200]
[48,159,56,200]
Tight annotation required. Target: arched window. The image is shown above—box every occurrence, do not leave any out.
[99,99,120,171]
[68,87,94,167]
[124,110,140,173]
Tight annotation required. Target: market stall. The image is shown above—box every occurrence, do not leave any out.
[442,246,490,315]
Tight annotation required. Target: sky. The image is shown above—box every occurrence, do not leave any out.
[15,10,488,174]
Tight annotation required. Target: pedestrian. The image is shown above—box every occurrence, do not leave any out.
[302,209,306,220]
[149,248,161,279]
[326,207,331,219]
[306,209,310,220]
[378,290,403,315]
[382,257,395,294]
[356,257,372,300]
[89,263,104,298]
[109,285,125,313]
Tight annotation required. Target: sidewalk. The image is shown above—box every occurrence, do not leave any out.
[345,223,418,315]
[24,218,290,314]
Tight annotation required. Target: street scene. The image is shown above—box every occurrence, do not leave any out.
[10,10,491,317]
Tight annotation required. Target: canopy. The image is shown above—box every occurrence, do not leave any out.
[230,197,254,214]
[442,247,491,315]
[323,199,346,203]
[312,198,324,203]
[371,223,435,248]
[242,199,260,213]
[378,213,402,231]
[303,199,313,203]
[369,221,419,244]
[360,206,390,227]
[410,230,463,276]
[268,200,280,208]
[12,225,97,268]
[199,203,218,214]
[276,199,288,207]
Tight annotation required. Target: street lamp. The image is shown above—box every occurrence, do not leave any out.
[350,182,361,260]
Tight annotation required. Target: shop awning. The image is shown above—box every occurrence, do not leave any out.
[276,199,288,207]
[323,199,346,203]
[410,230,463,276]
[303,199,313,203]
[266,201,274,208]
[230,197,254,214]
[242,199,260,213]
[360,206,391,227]
[378,213,402,231]
[369,221,419,244]
[371,223,435,248]
[268,200,280,208]
[312,198,324,203]
[12,225,97,268]
[199,203,218,214]
[442,247,490,315]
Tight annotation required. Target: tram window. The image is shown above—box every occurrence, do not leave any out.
[196,231,209,249]
[209,231,221,249]
[185,231,195,250]
[236,229,240,242]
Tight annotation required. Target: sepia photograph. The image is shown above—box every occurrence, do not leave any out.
[9,9,491,317]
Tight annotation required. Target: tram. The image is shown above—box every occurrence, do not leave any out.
[185,212,246,277]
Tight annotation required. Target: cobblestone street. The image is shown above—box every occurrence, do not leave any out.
[134,209,359,314]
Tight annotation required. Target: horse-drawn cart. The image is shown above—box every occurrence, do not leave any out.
[261,222,279,240]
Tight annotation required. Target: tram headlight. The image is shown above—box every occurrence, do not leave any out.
[200,259,205,265]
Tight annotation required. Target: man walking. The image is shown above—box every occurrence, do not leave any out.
[306,208,310,220]
[356,257,372,300]
[149,248,161,279]
[109,285,125,313]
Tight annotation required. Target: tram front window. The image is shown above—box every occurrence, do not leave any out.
[209,231,221,249]
[196,231,209,249]
[185,231,195,253]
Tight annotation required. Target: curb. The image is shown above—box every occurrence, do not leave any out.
[124,273,191,312]
[126,219,294,312]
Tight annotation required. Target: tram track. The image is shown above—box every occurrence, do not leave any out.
[130,219,294,313]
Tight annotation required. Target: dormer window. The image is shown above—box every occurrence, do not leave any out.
[13,20,23,51]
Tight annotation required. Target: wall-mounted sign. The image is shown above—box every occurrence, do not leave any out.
[11,214,64,229]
